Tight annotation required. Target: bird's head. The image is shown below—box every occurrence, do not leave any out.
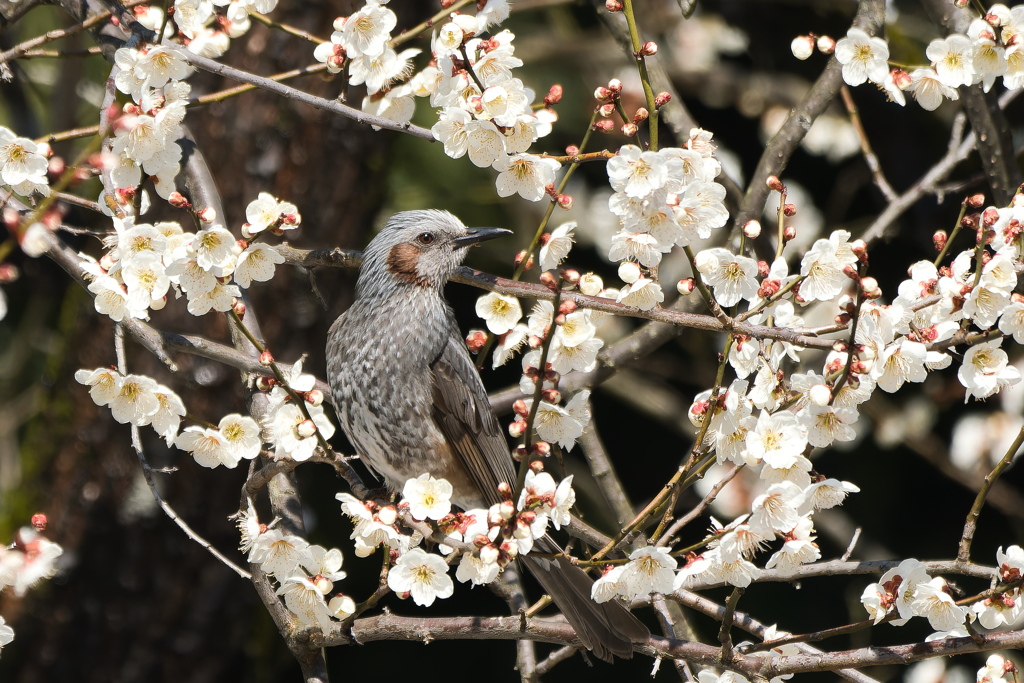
[359,210,511,293]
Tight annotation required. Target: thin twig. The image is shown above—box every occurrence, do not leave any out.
[842,528,862,562]
[719,587,745,662]
[657,464,743,548]
[534,645,579,676]
[249,11,328,44]
[840,85,897,202]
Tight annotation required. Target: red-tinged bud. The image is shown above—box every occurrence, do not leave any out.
[835,312,851,325]
[743,220,761,239]
[497,481,513,500]
[633,107,649,123]
[513,399,529,417]
[621,122,639,138]
[518,511,536,526]
[554,313,566,326]
[783,203,797,217]
[231,299,246,317]
[851,239,867,258]
[110,14,120,25]
[305,389,324,407]
[933,230,948,252]
[639,41,658,56]
[558,300,578,315]
[31,513,47,531]
[544,368,560,383]
[296,419,317,439]
[766,175,784,192]
[479,544,500,565]
[654,91,671,108]
[528,335,543,349]
[783,225,796,243]
[168,191,191,209]
[499,500,516,520]
[499,539,519,558]
[598,103,616,118]
[594,86,612,102]
[47,157,65,178]
[197,206,216,223]
[953,0,968,7]
[465,329,487,353]
[556,194,573,210]
[565,145,580,157]
[851,361,869,374]
[122,102,140,116]
[861,277,881,298]
[1013,292,1024,304]
[967,193,985,208]
[791,35,815,60]
[0,264,19,284]
[514,249,528,268]
[529,460,545,473]
[607,78,623,94]
[982,207,1000,226]
[843,264,859,279]
[540,271,559,290]
[592,119,615,133]
[99,253,117,271]
[538,233,552,246]
[817,35,836,54]
[986,11,1004,26]
[961,214,978,229]
[981,250,993,266]
[473,534,490,548]
[259,350,274,366]
[544,84,563,105]
[605,0,623,10]
[756,260,770,278]
[544,183,558,198]
[512,444,527,461]
[541,388,561,403]
[676,278,695,295]
[886,69,910,91]
[509,419,527,438]
[532,441,551,456]
[561,268,580,285]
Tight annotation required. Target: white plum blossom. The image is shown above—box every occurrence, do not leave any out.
[402,474,453,521]
[835,28,889,86]
[175,426,239,469]
[493,154,559,201]
[765,516,820,573]
[75,368,122,407]
[432,108,472,159]
[250,529,310,579]
[607,145,668,198]
[0,616,12,652]
[110,374,160,425]
[618,546,677,598]
[694,248,759,307]
[875,338,927,393]
[269,403,335,461]
[387,548,454,607]
[745,411,808,470]
[235,243,284,288]
[906,68,959,111]
[475,292,522,335]
[749,481,805,535]
[801,478,860,514]
[799,405,858,448]
[540,223,574,271]
[591,565,627,603]
[926,35,975,88]
[340,2,396,58]
[963,282,1010,328]
[911,577,967,632]
[959,339,1021,401]
[218,414,262,462]
[245,192,300,234]
[617,277,664,311]
[799,238,846,303]
[0,127,50,190]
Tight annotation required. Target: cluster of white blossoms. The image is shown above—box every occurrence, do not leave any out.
[833,4,1024,112]
[237,499,355,633]
[0,522,65,657]
[605,129,729,311]
[861,547,1023,636]
[336,467,575,604]
[0,126,50,198]
[151,0,279,58]
[976,655,1019,683]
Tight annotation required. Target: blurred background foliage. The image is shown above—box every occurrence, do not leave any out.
[0,0,1023,680]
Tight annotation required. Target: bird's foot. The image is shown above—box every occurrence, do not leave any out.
[363,486,394,505]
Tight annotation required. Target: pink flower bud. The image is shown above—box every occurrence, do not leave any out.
[529,460,545,473]
[256,375,275,392]
[532,441,551,457]
[654,91,671,108]
[607,78,622,94]
[305,389,324,407]
[500,539,518,558]
[509,419,527,437]
[766,175,785,192]
[783,203,797,217]
[743,220,761,238]
[196,206,216,223]
[499,500,516,520]
[594,86,612,102]
[835,312,851,325]
[816,35,836,54]
[621,122,638,137]
[31,513,47,531]
[565,144,579,156]
[560,268,580,285]
[860,277,880,295]
[791,35,815,60]
[605,0,623,10]
[783,225,796,243]
[168,191,191,209]
[512,444,527,461]
[1013,292,1024,304]
[541,388,561,403]
[497,482,513,500]
[528,335,543,349]
[758,261,771,278]
[676,278,695,295]
[259,350,274,366]
[592,119,615,133]
[933,230,948,252]
[539,271,559,290]
[633,107,649,123]
[296,419,317,439]
[377,505,397,526]
[982,207,1000,226]
[47,157,65,177]
[0,264,19,284]
[544,368,560,383]
[556,194,573,210]
[598,102,616,118]
[554,313,566,326]
[473,533,490,548]
[843,264,859,279]
[639,41,658,56]
[558,300,578,315]
[967,193,985,208]
[513,399,529,417]
[544,84,563,105]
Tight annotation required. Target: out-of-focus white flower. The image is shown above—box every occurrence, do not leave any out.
[0,127,49,188]
[0,615,12,651]
[387,548,454,607]
[475,292,522,335]
[402,474,453,521]
[173,0,214,39]
[834,28,889,85]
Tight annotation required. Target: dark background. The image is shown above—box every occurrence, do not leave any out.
[0,0,1022,681]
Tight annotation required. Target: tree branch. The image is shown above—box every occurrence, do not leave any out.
[957,423,1024,562]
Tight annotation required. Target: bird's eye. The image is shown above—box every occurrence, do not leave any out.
[417,232,434,245]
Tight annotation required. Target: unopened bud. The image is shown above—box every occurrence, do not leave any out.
[558,300,578,315]
[509,419,527,437]
[544,368,560,383]
[556,194,573,210]
[539,271,559,290]
[621,122,639,137]
[766,175,785,192]
[953,0,968,7]
[228,298,245,317]
[554,313,566,326]
[851,239,867,260]
[605,0,623,10]
[0,264,19,284]
[31,513,47,531]
[967,193,985,208]
[783,225,796,243]
[479,544,500,564]
[598,102,616,117]
[513,399,529,417]
[1013,292,1024,304]
[296,419,317,438]
[594,86,612,102]
[654,91,671,108]
[259,350,274,366]
[860,277,880,295]
[512,444,527,461]
[377,505,397,526]
[809,384,832,407]
[791,35,815,60]
[305,389,324,407]
[961,214,978,229]
[544,84,563,105]
[933,230,948,252]
[528,335,543,349]
[816,35,836,54]
[560,268,580,285]
[514,250,533,271]
[843,264,859,279]
[497,482,513,500]
[633,107,649,123]
[499,539,518,558]
[607,78,622,94]
[466,329,487,353]
[499,500,516,520]
[987,7,1009,26]
[835,312,851,325]
[743,220,761,238]
[783,203,797,217]
[168,191,191,208]
[618,261,641,284]
[676,278,695,295]
[579,273,603,296]
[541,388,561,403]
[532,441,551,457]
[256,375,275,392]
[982,207,1000,226]
[565,145,579,156]
[529,460,545,473]
[47,157,65,177]
[639,41,658,56]
[593,119,615,133]
[197,206,216,222]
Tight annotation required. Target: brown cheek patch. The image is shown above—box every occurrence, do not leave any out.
[387,243,430,286]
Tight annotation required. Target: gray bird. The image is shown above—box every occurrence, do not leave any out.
[326,209,649,661]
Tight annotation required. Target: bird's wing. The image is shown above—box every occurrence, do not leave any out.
[430,337,516,508]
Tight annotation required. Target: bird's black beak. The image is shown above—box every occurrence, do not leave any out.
[451,227,513,248]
